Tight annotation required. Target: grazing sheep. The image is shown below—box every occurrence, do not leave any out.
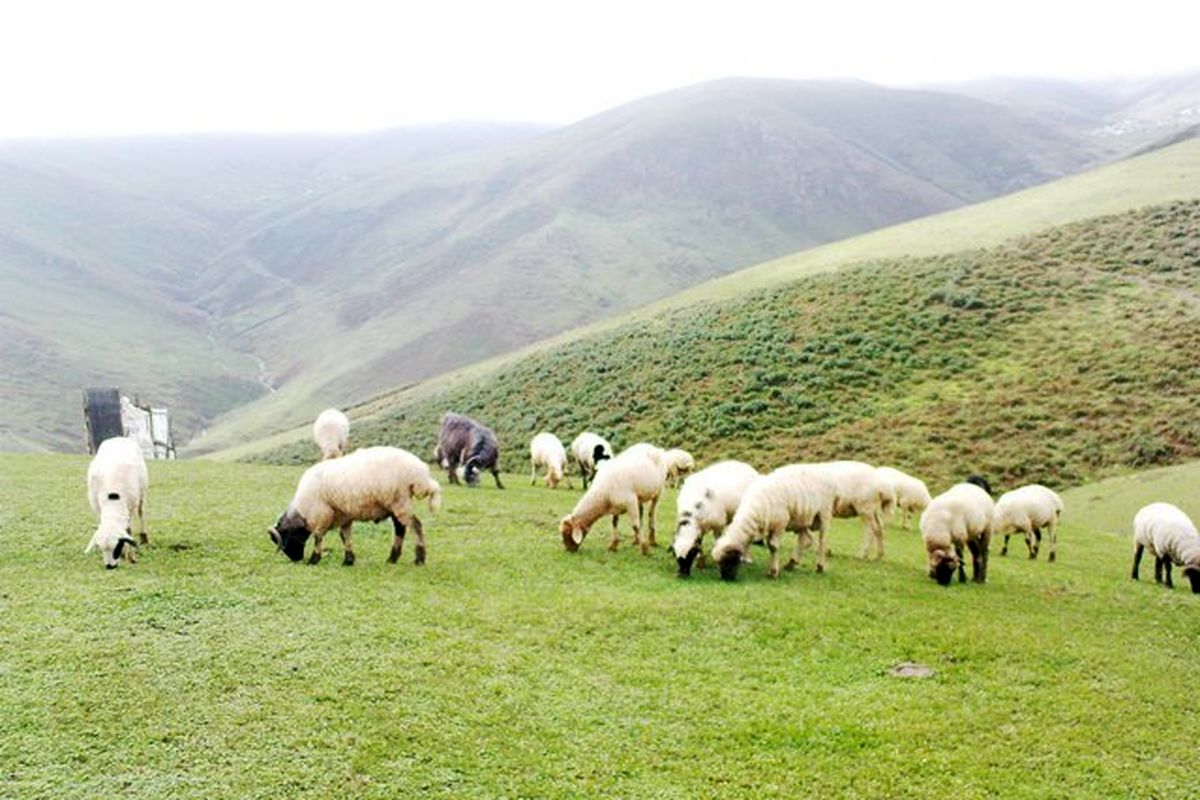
[435,412,504,488]
[920,483,995,585]
[312,408,350,460]
[805,461,894,560]
[269,446,441,566]
[569,432,613,489]
[1131,502,1200,593]
[529,432,570,488]
[662,448,696,488]
[84,436,149,569]
[875,466,932,531]
[710,466,835,581]
[994,484,1064,561]
[559,448,664,555]
[672,460,760,577]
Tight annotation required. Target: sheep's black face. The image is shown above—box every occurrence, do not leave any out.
[462,463,482,486]
[272,511,311,562]
[717,553,741,581]
[677,546,700,578]
[933,560,956,586]
[965,475,992,496]
[592,444,610,465]
[1183,566,1200,594]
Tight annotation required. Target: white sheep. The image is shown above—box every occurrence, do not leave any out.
[710,465,835,580]
[993,484,1064,561]
[920,482,995,585]
[559,448,664,555]
[84,436,149,569]
[270,446,441,566]
[529,432,570,488]
[662,448,696,488]
[805,460,894,560]
[569,431,613,489]
[1132,502,1200,593]
[875,466,932,531]
[672,460,760,577]
[312,408,350,460]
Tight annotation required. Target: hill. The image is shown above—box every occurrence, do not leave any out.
[243,195,1200,491]
[3,78,1100,451]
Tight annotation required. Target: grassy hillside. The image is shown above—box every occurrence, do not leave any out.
[246,199,1200,492]
[2,453,1198,798]
[3,78,1102,452]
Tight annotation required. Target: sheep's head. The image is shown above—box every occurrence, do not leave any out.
[716,550,742,581]
[965,475,993,496]
[270,509,311,562]
[84,526,138,570]
[1182,563,1200,594]
[673,512,703,577]
[460,461,481,486]
[930,549,960,586]
[559,517,585,551]
[592,444,611,466]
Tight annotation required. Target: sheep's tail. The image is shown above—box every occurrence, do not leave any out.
[426,478,443,512]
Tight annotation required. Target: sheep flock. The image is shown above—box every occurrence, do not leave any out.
[78,407,1198,596]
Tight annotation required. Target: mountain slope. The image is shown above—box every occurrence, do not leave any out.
[246,198,1200,491]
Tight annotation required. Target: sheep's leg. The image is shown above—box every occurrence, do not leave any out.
[633,500,650,556]
[1029,527,1041,560]
[530,463,538,486]
[608,514,621,552]
[447,464,459,485]
[492,469,505,490]
[409,516,427,565]
[968,539,983,583]
[308,531,325,565]
[1132,544,1144,580]
[1001,532,1010,556]
[1154,555,1164,584]
[870,511,885,560]
[767,528,783,579]
[388,515,407,564]
[137,498,149,545]
[858,516,873,559]
[646,496,659,548]
[954,542,967,583]
[978,532,991,583]
[900,508,911,531]
[339,523,355,566]
[1164,559,1174,589]
[784,531,811,571]
[1047,518,1057,563]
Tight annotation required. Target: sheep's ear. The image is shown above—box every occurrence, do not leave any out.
[119,536,138,549]
[113,538,134,560]
[268,527,281,547]
[571,527,584,546]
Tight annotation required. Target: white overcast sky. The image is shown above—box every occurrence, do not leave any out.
[1,0,1197,138]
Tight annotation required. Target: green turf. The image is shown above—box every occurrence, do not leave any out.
[2,453,1197,798]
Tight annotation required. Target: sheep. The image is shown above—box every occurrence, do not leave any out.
[529,432,570,488]
[435,412,504,488]
[1131,502,1200,593]
[84,436,149,569]
[920,482,995,585]
[569,432,613,489]
[312,408,350,460]
[269,446,441,566]
[993,484,1064,561]
[804,460,894,560]
[672,460,760,577]
[875,466,932,531]
[710,465,835,581]
[559,448,664,555]
[662,448,696,488]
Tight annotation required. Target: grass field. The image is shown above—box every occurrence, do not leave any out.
[2,454,1198,798]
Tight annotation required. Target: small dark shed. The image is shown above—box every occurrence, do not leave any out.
[83,387,124,454]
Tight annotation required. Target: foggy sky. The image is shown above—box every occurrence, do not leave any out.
[2,0,1197,138]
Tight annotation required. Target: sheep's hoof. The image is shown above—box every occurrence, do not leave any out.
[414,545,426,565]
[1000,548,1007,556]
[767,568,780,580]
[307,552,322,565]
[783,559,798,572]
[342,552,355,566]
[138,533,150,545]
[1048,552,1056,563]
[816,563,826,574]
[606,541,619,552]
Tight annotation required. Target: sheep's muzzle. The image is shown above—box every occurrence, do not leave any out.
[717,553,741,581]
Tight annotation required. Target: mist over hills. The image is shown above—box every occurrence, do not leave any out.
[2,73,1195,451]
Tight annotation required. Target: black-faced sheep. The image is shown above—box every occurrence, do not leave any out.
[529,432,570,488]
[312,408,350,460]
[559,448,664,555]
[269,446,441,567]
[994,484,1064,561]
[569,432,613,489]
[436,412,504,488]
[1131,502,1200,593]
[672,460,760,577]
[84,436,148,569]
[920,482,995,585]
[710,465,835,581]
